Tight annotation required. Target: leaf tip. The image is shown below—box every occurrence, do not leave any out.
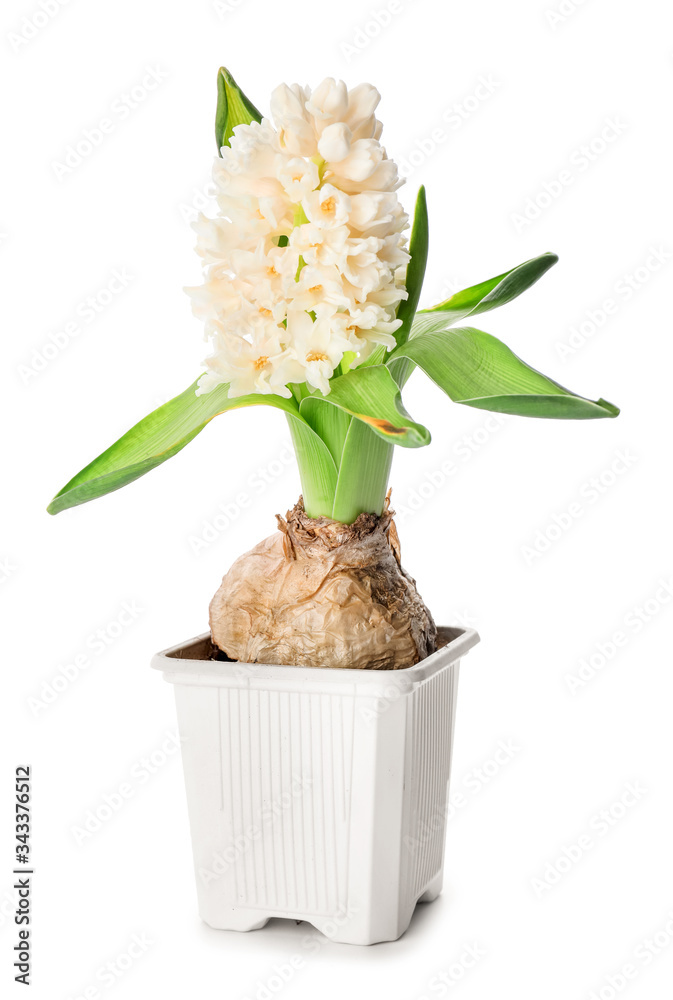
[598,398,620,417]
[215,66,262,155]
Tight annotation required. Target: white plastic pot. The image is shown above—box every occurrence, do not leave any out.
[152,625,479,946]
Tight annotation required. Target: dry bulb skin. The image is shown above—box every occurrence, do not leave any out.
[209,494,436,669]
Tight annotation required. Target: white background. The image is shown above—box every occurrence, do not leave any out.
[2,0,672,997]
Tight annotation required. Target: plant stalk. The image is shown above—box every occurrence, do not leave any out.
[287,414,393,524]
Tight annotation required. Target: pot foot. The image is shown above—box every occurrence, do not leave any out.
[202,911,270,933]
[418,874,443,903]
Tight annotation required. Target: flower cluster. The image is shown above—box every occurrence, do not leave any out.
[188,79,409,398]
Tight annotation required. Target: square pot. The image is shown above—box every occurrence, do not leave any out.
[152,625,479,945]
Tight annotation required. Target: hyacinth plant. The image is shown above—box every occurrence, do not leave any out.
[49,70,618,669]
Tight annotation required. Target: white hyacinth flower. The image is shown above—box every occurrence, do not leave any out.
[189,78,409,398]
[282,310,355,395]
[197,326,292,399]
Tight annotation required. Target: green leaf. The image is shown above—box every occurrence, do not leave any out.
[300,366,431,448]
[331,422,393,524]
[285,414,338,519]
[388,327,620,419]
[394,185,429,349]
[408,310,470,340]
[422,252,558,325]
[48,380,302,515]
[299,393,351,469]
[215,66,262,154]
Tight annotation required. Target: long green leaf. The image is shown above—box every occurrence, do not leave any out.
[408,311,468,340]
[285,415,338,518]
[215,67,262,153]
[298,394,351,469]
[388,328,619,419]
[300,366,431,448]
[331,421,393,524]
[394,185,428,349]
[48,380,303,515]
[422,252,558,325]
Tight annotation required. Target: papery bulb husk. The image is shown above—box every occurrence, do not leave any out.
[209,494,437,669]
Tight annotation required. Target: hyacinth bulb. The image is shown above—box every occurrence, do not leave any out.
[209,496,436,670]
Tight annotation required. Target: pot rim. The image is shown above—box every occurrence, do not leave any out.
[151,625,479,693]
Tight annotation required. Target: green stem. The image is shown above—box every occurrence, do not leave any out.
[286,414,338,518]
[287,412,393,524]
[332,421,393,523]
